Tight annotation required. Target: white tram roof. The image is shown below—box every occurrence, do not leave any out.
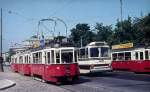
[79,41,109,49]
[87,41,108,46]
[30,46,77,53]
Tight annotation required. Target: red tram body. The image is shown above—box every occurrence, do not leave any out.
[11,47,80,84]
[111,46,150,73]
[11,63,18,72]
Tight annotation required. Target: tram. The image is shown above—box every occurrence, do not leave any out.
[77,42,112,74]
[111,43,150,73]
[11,46,80,84]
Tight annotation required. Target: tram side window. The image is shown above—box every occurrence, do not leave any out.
[39,52,42,64]
[118,53,124,60]
[47,52,50,64]
[24,56,26,64]
[15,58,17,63]
[33,53,36,64]
[140,52,143,60]
[56,51,60,63]
[79,48,86,58]
[135,52,138,60]
[19,56,23,63]
[145,50,149,60]
[101,47,109,57]
[125,52,131,60]
[74,51,77,62]
[27,56,29,64]
[90,48,99,57]
[61,52,73,63]
[29,56,30,64]
[112,53,117,60]
[51,50,55,64]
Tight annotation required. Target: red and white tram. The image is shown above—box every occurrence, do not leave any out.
[11,47,80,84]
[111,46,150,73]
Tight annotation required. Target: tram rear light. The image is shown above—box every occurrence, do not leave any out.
[56,67,60,70]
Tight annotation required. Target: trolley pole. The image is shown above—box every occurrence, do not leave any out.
[0,8,4,72]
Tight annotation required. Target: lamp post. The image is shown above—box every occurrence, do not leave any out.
[0,8,4,72]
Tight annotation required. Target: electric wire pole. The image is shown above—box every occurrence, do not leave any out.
[0,8,4,72]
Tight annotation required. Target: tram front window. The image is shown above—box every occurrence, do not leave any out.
[101,47,109,57]
[90,47,99,57]
[61,51,73,63]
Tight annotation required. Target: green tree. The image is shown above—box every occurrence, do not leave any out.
[133,13,150,46]
[70,23,95,47]
[113,16,135,44]
[94,23,113,45]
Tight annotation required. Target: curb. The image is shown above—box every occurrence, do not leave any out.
[0,79,16,90]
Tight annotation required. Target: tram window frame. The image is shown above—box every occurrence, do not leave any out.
[51,50,55,64]
[140,52,143,60]
[61,49,73,63]
[15,58,17,63]
[74,50,77,62]
[112,53,117,61]
[118,53,124,61]
[135,52,138,60]
[29,56,30,64]
[27,55,29,64]
[19,56,23,64]
[90,47,99,58]
[24,56,26,64]
[39,52,42,64]
[56,50,60,64]
[101,47,109,57]
[33,53,36,64]
[33,52,42,64]
[79,48,87,59]
[125,52,131,60]
[47,52,51,64]
[145,50,149,60]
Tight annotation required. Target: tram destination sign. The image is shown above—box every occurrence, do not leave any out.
[112,43,133,49]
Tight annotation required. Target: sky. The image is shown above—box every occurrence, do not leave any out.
[0,0,150,52]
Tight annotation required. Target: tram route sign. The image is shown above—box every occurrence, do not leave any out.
[112,43,133,49]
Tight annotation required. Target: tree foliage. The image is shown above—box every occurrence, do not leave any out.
[69,13,150,47]
[70,23,95,47]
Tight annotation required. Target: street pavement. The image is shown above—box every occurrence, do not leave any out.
[0,79,16,90]
[0,66,150,92]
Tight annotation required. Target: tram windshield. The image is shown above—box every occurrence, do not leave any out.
[101,47,109,57]
[90,47,99,57]
[61,49,73,63]
[90,47,109,58]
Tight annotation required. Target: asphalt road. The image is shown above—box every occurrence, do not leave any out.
[1,66,150,92]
